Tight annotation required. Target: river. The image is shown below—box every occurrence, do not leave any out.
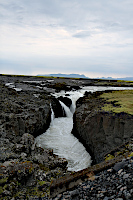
[35,86,133,171]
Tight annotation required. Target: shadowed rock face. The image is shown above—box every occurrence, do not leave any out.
[72,91,133,163]
[0,79,71,143]
[0,83,52,142]
[51,97,66,118]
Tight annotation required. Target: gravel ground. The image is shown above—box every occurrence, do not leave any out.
[48,156,133,200]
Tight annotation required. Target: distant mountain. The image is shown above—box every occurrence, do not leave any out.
[37,73,89,78]
[98,77,133,81]
[117,77,133,81]
[37,74,133,81]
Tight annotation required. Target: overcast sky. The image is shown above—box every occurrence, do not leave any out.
[0,0,133,78]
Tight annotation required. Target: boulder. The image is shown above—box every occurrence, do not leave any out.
[20,133,35,154]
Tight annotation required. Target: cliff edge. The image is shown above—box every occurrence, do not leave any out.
[72,90,133,163]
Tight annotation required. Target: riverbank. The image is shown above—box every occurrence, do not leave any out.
[52,154,133,200]
[0,75,72,199]
[0,75,133,199]
[72,90,133,164]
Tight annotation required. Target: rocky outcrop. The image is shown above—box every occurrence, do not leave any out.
[0,83,52,142]
[0,81,68,143]
[0,78,70,199]
[0,134,68,199]
[47,82,80,92]
[51,96,66,118]
[72,91,133,163]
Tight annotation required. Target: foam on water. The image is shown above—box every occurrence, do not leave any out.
[36,115,92,171]
[59,100,73,118]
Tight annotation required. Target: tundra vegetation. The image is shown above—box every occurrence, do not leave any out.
[100,90,133,115]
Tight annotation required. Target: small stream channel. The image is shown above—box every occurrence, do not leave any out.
[35,86,133,172]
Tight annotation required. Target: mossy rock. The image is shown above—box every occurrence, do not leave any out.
[105,154,114,161]
[38,181,46,186]
[0,178,8,186]
[39,163,49,171]
[0,186,3,195]
[129,152,133,157]
[27,186,48,198]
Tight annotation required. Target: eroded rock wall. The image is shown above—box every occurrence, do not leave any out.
[72,91,133,163]
[0,82,66,143]
[0,75,70,199]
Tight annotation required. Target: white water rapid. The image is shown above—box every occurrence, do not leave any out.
[35,86,133,172]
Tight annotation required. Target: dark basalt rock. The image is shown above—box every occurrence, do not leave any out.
[0,133,68,199]
[47,82,70,92]
[51,96,66,117]
[0,82,51,142]
[1,75,133,199]
[72,91,133,163]
[69,85,81,90]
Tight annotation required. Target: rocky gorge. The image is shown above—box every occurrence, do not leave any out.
[0,75,133,199]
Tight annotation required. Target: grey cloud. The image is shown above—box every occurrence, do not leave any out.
[72,31,91,38]
[0,2,25,26]
[47,23,58,28]
[1,0,133,39]
[0,2,24,15]
[110,22,121,27]
[0,0,64,29]
[1,0,133,33]
[103,43,133,48]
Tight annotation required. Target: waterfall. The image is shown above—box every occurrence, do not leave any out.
[59,100,73,118]
[50,103,55,125]
[69,91,84,113]
[35,98,92,171]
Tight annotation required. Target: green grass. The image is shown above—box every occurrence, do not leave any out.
[116,80,133,85]
[117,79,133,83]
[1,74,82,80]
[100,90,133,115]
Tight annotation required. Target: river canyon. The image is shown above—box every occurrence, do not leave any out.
[0,75,133,199]
[36,85,133,171]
